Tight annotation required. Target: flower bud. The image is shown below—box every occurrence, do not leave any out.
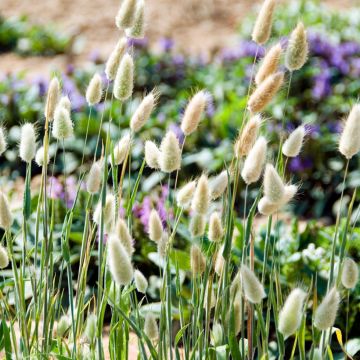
[157,232,169,259]
[56,315,70,337]
[255,43,282,85]
[35,146,49,167]
[84,314,97,342]
[93,194,115,227]
[58,96,71,112]
[263,164,285,204]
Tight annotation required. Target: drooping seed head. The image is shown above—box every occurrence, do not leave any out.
[339,104,360,159]
[208,212,223,242]
[314,287,340,330]
[241,136,267,185]
[53,106,74,140]
[56,315,70,337]
[210,171,228,200]
[19,123,36,163]
[45,76,60,121]
[181,90,209,136]
[285,22,308,71]
[189,213,206,238]
[263,164,285,204]
[282,125,306,157]
[148,209,163,243]
[159,131,182,173]
[157,232,169,259]
[114,53,134,102]
[255,43,282,85]
[86,73,103,106]
[93,194,115,227]
[115,0,137,29]
[87,162,102,194]
[106,38,128,81]
[278,288,307,338]
[177,180,196,207]
[0,192,12,230]
[341,258,358,289]
[125,0,145,39]
[116,218,135,256]
[144,140,161,169]
[58,95,71,112]
[130,90,158,132]
[144,312,159,341]
[240,265,266,304]
[108,234,134,286]
[111,134,131,165]
[134,269,148,293]
[190,244,206,276]
[252,0,276,45]
[248,72,284,114]
[0,245,9,269]
[0,127,7,156]
[84,314,97,342]
[35,146,49,167]
[191,174,210,214]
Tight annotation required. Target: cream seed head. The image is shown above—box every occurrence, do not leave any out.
[58,96,71,112]
[282,125,306,158]
[56,315,71,337]
[0,193,13,230]
[208,212,223,242]
[314,287,340,330]
[148,209,163,243]
[134,269,148,293]
[241,136,267,185]
[341,258,358,289]
[116,218,135,256]
[84,314,97,342]
[252,0,276,45]
[0,127,7,156]
[19,123,36,163]
[190,244,206,276]
[258,196,279,216]
[181,90,209,136]
[278,288,307,338]
[157,232,169,259]
[53,106,74,140]
[233,300,242,335]
[263,164,285,204]
[125,0,145,39]
[114,53,134,102]
[106,38,128,81]
[159,131,182,173]
[189,213,206,238]
[339,104,360,159]
[204,285,216,309]
[108,235,134,286]
[144,313,159,341]
[214,246,225,276]
[93,194,115,227]
[240,265,266,304]
[0,245,9,269]
[35,146,49,167]
[248,72,284,114]
[111,134,131,165]
[255,43,282,85]
[115,0,137,29]
[130,91,157,132]
[177,180,196,207]
[191,175,210,214]
[86,162,102,194]
[144,140,161,169]
[285,22,309,72]
[45,76,60,121]
[210,171,228,200]
[86,73,103,106]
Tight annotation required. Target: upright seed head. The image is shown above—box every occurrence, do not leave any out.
[53,106,74,140]
[114,53,134,102]
[115,0,137,29]
[252,0,276,45]
[106,38,128,81]
[159,131,182,173]
[86,162,102,194]
[56,315,70,337]
[144,313,159,341]
[210,171,228,200]
[234,115,262,158]
[19,123,36,163]
[285,22,309,71]
[45,76,60,121]
[134,269,148,293]
[341,258,359,289]
[278,288,307,338]
[263,164,285,203]
[108,234,134,286]
[314,287,340,330]
[214,245,225,276]
[111,134,131,165]
[93,194,115,227]
[208,212,223,242]
[86,73,103,106]
[240,265,266,304]
[58,95,71,112]
[126,0,145,39]
[282,125,306,158]
[181,90,209,136]
[255,43,282,85]
[191,175,210,214]
[157,232,169,259]
[241,136,267,185]
[233,300,242,335]
[189,213,206,238]
[339,104,360,159]
[144,140,161,169]
[204,284,216,309]
[116,218,135,256]
[148,209,163,243]
[0,245,9,269]
[0,193,12,230]
[191,244,206,276]
[177,180,196,207]
[0,127,7,156]
[130,91,157,132]
[248,72,284,114]
[35,146,49,167]
[84,314,97,342]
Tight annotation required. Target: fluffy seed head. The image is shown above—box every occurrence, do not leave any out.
[111,134,131,165]
[285,22,309,71]
[157,232,169,259]
[214,246,225,276]
[45,77,60,120]
[59,96,71,112]
[189,213,206,238]
[35,146,49,167]
[248,72,284,114]
[130,91,157,132]
[19,123,36,163]
[86,162,102,194]
[0,127,7,156]
[108,235,133,286]
[339,104,360,159]
[191,175,210,214]
[134,269,148,293]
[263,164,285,203]
[314,287,340,330]
[53,106,74,140]
[252,0,276,45]
[148,209,163,243]
[159,131,182,173]
[144,313,159,341]
[181,90,209,136]
[240,265,266,304]
[116,219,135,256]
[341,258,359,289]
[125,0,145,39]
[241,136,267,185]
[86,73,103,106]
[212,323,223,347]
[282,125,306,157]
[255,44,282,85]
[210,171,228,200]
[84,314,97,341]
[208,212,223,242]
[177,180,196,207]
[0,193,12,230]
[115,0,137,29]
[0,245,9,269]
[56,315,70,337]
[106,38,127,81]
[204,284,216,309]
[144,140,160,169]
[233,300,242,335]
[278,288,307,338]
[114,53,134,101]
[191,245,206,276]
[93,194,115,227]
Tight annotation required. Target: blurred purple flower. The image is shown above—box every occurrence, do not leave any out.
[312,62,332,99]
[31,75,48,97]
[289,157,313,172]
[127,37,148,49]
[135,196,152,232]
[304,124,320,137]
[169,123,185,144]
[159,37,174,52]
[89,50,101,63]
[328,121,342,134]
[62,75,86,111]
[48,176,63,199]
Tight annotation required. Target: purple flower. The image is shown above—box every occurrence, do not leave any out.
[127,37,148,49]
[135,196,152,232]
[48,177,63,199]
[159,37,174,52]
[31,75,48,97]
[172,54,185,67]
[89,50,101,63]
[328,122,342,134]
[289,157,313,173]
[62,75,86,111]
[312,61,332,99]
[304,124,320,137]
[168,123,185,144]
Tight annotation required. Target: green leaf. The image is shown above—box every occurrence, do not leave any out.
[174,323,190,346]
[2,320,12,360]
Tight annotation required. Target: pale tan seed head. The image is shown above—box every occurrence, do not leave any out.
[144,312,159,341]
[0,192,13,230]
[285,22,309,71]
[190,244,206,276]
[263,164,285,204]
[339,104,360,159]
[148,209,163,243]
[86,73,103,106]
[125,0,145,39]
[144,140,161,169]
[214,245,225,276]
[240,265,266,304]
[110,134,131,165]
[114,53,134,102]
[45,76,60,121]
[130,90,158,132]
[255,43,282,85]
[35,146,50,167]
[86,162,102,194]
[116,218,135,256]
[0,127,7,156]
[282,125,306,158]
[134,269,148,293]
[157,232,169,259]
[189,213,206,238]
[210,170,228,200]
[252,0,276,45]
[58,96,71,112]
[208,212,223,242]
[93,194,115,227]
[191,175,210,214]
[314,287,340,330]
[106,38,128,81]
[115,0,137,29]
[159,131,182,173]
[19,123,37,163]
[341,258,358,289]
[177,180,196,207]
[0,245,9,269]
[53,106,74,140]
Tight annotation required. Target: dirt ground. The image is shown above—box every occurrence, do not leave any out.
[0,0,357,77]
